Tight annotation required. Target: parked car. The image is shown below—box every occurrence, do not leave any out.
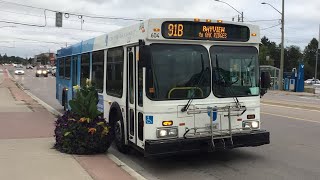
[51,66,56,76]
[14,68,25,75]
[305,78,320,84]
[51,69,56,76]
[16,64,23,68]
[35,67,48,77]
[26,65,33,69]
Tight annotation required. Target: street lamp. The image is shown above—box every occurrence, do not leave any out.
[262,1,285,90]
[214,0,243,22]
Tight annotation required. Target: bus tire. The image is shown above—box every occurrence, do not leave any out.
[114,113,130,154]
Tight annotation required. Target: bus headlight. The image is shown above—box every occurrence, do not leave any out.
[243,120,259,129]
[156,127,178,138]
[251,121,259,129]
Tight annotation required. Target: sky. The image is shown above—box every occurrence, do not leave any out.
[0,0,319,58]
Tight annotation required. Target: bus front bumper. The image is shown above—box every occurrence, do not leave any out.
[144,130,270,157]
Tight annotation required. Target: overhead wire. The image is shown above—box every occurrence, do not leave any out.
[261,23,281,30]
[0,0,143,21]
[0,8,125,26]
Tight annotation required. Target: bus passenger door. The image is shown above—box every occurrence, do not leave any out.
[127,47,137,145]
[128,45,145,148]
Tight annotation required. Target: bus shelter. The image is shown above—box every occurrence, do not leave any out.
[260,65,280,90]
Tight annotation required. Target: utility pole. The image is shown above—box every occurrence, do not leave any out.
[241,12,244,22]
[279,0,285,90]
[262,1,285,90]
[315,25,319,79]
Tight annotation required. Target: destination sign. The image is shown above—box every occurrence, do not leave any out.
[162,21,250,42]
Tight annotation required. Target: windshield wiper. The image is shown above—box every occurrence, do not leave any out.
[214,54,240,107]
[181,54,205,112]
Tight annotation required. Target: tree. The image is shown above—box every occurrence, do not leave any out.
[259,36,281,68]
[38,54,49,65]
[303,38,318,79]
[285,45,302,72]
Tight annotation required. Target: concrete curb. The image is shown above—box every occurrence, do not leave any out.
[107,154,147,180]
[6,69,146,180]
[6,69,62,116]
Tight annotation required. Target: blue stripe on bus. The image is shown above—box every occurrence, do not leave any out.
[57,38,95,57]
[82,38,94,53]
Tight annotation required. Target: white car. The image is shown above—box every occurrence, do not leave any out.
[305,79,320,84]
[14,68,25,75]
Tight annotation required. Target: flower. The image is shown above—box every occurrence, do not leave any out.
[73,85,80,90]
[85,78,92,87]
[79,117,86,123]
[88,128,97,135]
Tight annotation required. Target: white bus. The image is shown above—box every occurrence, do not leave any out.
[56,18,270,156]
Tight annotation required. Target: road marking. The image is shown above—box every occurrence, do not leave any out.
[261,112,320,124]
[299,96,320,101]
[264,97,319,104]
[261,103,320,113]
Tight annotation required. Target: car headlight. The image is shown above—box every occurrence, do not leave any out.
[37,70,42,74]
[156,127,178,138]
[43,71,47,74]
[243,120,260,129]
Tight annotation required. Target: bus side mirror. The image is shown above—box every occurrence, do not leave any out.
[260,71,271,96]
[139,45,151,68]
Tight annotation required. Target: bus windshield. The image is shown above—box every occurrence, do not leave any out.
[147,44,211,100]
[210,46,259,97]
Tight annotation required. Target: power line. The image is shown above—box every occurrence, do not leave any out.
[0,19,46,27]
[246,19,281,22]
[261,23,281,30]
[0,37,70,45]
[0,17,109,33]
[0,0,143,21]
[0,8,125,26]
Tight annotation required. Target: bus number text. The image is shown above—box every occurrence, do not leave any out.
[168,24,183,37]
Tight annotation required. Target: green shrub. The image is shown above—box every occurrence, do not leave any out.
[54,83,113,154]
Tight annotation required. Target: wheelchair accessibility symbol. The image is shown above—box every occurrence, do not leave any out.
[146,116,153,124]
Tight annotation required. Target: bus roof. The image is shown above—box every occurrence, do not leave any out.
[57,18,260,58]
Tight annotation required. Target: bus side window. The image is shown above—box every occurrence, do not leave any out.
[59,58,65,78]
[80,53,90,86]
[106,47,124,98]
[92,50,104,93]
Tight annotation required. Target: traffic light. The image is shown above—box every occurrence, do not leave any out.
[56,12,63,27]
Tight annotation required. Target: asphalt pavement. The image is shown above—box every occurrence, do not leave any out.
[6,65,320,180]
[8,67,64,113]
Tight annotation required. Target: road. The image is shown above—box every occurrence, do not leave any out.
[5,65,320,180]
[7,66,64,113]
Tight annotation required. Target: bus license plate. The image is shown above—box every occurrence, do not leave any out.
[205,123,219,130]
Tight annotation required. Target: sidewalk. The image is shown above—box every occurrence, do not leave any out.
[0,69,134,180]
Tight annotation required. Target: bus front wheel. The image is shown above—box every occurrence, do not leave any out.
[114,117,130,154]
